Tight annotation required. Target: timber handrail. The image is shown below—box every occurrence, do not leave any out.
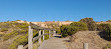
[33,32,54,42]
[17,23,56,49]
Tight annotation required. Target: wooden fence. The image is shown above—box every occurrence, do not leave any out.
[17,25,88,49]
[18,26,56,49]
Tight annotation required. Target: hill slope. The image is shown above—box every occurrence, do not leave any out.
[66,31,111,49]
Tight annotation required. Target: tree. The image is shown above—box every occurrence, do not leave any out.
[79,18,96,31]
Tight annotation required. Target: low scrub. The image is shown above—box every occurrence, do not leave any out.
[9,29,39,49]
[44,30,49,40]
[0,28,8,32]
[0,33,4,37]
[79,18,96,31]
[3,31,19,40]
[60,22,88,37]
[9,35,28,49]
[56,28,61,34]
[97,23,111,41]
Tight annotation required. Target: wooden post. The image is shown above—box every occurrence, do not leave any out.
[39,30,42,44]
[53,31,56,36]
[43,30,45,40]
[28,26,33,49]
[49,30,51,38]
[83,43,88,49]
[18,45,23,49]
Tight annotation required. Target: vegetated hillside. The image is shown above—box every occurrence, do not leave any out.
[0,21,41,49]
[0,21,30,49]
[66,31,111,49]
[0,20,54,49]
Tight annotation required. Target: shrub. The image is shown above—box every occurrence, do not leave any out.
[0,28,8,32]
[97,24,111,31]
[61,22,88,37]
[56,28,61,34]
[70,22,88,31]
[9,35,28,49]
[9,29,39,49]
[16,20,21,21]
[14,22,29,30]
[3,29,28,41]
[0,21,31,49]
[44,30,49,40]
[19,30,27,33]
[3,31,19,40]
[60,25,68,37]
[79,18,96,31]
[0,21,14,28]
[97,23,111,40]
[0,33,4,37]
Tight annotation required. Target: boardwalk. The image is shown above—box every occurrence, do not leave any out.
[38,35,68,49]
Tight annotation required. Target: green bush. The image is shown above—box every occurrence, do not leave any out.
[60,22,88,37]
[70,22,88,31]
[9,35,28,49]
[13,22,29,30]
[97,24,111,38]
[16,20,21,21]
[3,29,28,41]
[45,35,49,40]
[56,28,61,34]
[0,21,31,49]
[0,28,8,32]
[0,21,14,28]
[79,18,96,31]
[97,24,111,31]
[9,30,39,49]
[19,30,28,34]
[0,33,4,37]
[3,31,19,40]
[0,21,29,31]
[44,30,49,40]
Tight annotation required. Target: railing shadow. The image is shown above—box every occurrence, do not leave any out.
[54,35,62,38]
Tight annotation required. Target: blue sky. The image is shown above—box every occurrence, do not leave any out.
[0,0,111,22]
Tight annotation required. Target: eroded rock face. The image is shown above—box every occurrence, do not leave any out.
[68,31,111,49]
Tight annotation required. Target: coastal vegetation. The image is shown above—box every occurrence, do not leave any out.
[0,18,111,49]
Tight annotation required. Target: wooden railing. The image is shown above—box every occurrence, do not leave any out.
[17,24,88,49]
[17,26,56,49]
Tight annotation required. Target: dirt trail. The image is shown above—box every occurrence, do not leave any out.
[38,35,68,49]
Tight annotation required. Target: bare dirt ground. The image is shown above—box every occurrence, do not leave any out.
[38,35,68,49]
[65,31,111,49]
